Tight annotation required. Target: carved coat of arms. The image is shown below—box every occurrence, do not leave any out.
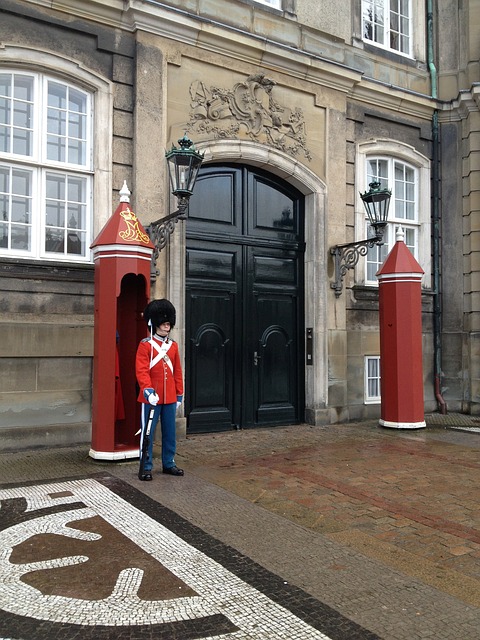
[188,74,311,161]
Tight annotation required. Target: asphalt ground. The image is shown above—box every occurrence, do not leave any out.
[0,414,479,639]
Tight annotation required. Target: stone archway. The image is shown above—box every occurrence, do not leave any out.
[167,140,329,426]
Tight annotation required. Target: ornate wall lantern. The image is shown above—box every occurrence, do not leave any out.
[147,134,204,278]
[330,181,392,297]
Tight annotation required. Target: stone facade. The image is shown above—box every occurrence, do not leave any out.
[0,0,478,447]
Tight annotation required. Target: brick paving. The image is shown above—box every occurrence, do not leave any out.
[0,415,479,638]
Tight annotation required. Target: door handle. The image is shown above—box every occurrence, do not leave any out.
[253,351,262,366]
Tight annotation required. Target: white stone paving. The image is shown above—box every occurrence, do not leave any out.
[0,479,332,639]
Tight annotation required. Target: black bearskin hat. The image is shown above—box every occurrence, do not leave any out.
[143,299,176,330]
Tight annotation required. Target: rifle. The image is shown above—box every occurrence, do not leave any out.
[138,407,155,479]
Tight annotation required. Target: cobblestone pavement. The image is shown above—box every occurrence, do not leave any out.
[0,415,479,639]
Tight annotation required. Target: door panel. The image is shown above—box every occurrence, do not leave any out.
[186,242,241,432]
[247,247,300,427]
[187,166,242,235]
[247,171,300,241]
[187,289,236,432]
[186,165,304,433]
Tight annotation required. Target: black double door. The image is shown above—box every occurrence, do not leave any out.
[186,165,304,433]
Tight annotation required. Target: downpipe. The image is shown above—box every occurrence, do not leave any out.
[428,1,447,414]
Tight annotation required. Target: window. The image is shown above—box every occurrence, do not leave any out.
[362,0,411,56]
[365,356,381,403]
[365,157,418,283]
[355,139,431,289]
[0,71,92,261]
[254,0,282,8]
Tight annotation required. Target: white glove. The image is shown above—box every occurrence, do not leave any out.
[148,392,159,406]
[176,401,181,409]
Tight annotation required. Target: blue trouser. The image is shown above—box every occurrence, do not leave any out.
[139,403,177,472]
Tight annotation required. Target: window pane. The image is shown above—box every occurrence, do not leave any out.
[0,165,32,252]
[45,229,64,253]
[0,166,8,192]
[67,176,85,203]
[13,127,32,156]
[363,0,386,42]
[0,97,11,126]
[0,124,10,153]
[68,112,85,139]
[69,88,87,113]
[68,137,85,165]
[394,161,416,221]
[11,196,31,224]
[0,74,11,98]
[45,172,87,257]
[368,378,379,397]
[48,82,67,109]
[0,74,34,156]
[404,226,416,256]
[13,99,31,128]
[11,223,30,251]
[46,173,65,200]
[10,169,32,224]
[367,225,389,281]
[367,158,388,185]
[67,203,85,230]
[47,134,66,162]
[47,107,66,135]
[0,222,7,247]
[0,194,7,220]
[67,230,85,255]
[14,76,33,102]
[46,200,64,227]
[47,81,87,166]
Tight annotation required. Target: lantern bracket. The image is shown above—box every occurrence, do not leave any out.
[146,197,189,281]
[330,231,385,298]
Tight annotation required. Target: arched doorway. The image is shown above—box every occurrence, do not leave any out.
[185,164,305,432]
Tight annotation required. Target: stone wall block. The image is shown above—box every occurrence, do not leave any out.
[0,359,37,392]
[0,325,93,358]
[37,358,92,391]
[114,83,134,112]
[0,390,92,428]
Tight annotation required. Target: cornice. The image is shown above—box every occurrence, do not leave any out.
[21,0,437,117]
[438,85,480,123]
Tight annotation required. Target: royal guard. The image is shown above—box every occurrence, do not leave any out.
[136,299,184,480]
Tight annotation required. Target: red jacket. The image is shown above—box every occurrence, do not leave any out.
[136,336,183,404]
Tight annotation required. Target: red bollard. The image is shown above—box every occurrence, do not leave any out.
[377,227,426,429]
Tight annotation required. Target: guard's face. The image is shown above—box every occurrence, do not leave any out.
[156,321,171,337]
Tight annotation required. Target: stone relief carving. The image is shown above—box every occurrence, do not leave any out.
[188,73,312,161]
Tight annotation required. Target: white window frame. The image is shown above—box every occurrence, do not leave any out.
[364,156,419,284]
[0,45,113,262]
[365,356,381,403]
[362,0,413,58]
[0,70,92,261]
[355,139,431,288]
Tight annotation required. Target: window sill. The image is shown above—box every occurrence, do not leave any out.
[0,257,94,282]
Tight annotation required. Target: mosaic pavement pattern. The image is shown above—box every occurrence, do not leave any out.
[0,474,379,640]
